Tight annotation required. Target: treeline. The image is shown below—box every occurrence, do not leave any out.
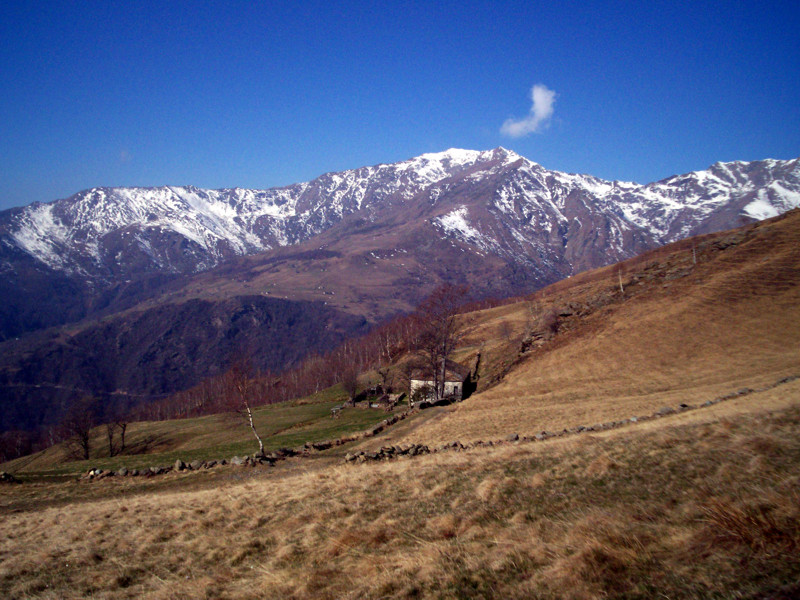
[0,287,512,463]
[132,310,425,421]
[141,287,515,422]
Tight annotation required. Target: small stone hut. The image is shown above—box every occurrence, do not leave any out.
[409,359,471,403]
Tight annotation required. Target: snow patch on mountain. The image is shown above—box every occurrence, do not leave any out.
[10,204,72,270]
[2,150,799,280]
[434,206,494,252]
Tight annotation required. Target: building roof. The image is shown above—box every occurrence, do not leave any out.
[409,359,470,383]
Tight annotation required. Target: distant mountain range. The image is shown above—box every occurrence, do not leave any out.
[1,148,798,433]
[4,148,799,284]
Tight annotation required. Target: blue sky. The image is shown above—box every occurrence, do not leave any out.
[1,0,799,211]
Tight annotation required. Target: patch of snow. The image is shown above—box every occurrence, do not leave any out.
[434,206,493,251]
[743,190,781,220]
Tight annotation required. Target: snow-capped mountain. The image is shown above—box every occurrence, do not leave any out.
[1,148,799,434]
[0,149,509,280]
[5,148,797,284]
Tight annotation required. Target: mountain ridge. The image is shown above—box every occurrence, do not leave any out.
[4,149,798,283]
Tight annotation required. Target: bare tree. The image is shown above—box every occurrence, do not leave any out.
[498,320,514,342]
[414,284,469,401]
[102,402,130,457]
[376,365,393,392]
[225,360,267,457]
[0,430,33,463]
[104,421,128,457]
[539,306,559,337]
[60,397,98,461]
[340,364,360,405]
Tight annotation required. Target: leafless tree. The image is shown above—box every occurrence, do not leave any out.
[104,421,128,457]
[413,284,469,401]
[60,397,98,461]
[498,320,514,342]
[225,360,267,457]
[539,306,559,337]
[376,365,393,391]
[0,430,33,463]
[340,364,360,405]
[102,403,130,457]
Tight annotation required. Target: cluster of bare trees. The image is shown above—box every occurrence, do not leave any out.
[0,430,34,463]
[135,316,417,422]
[2,285,479,463]
[129,284,474,423]
[49,397,131,461]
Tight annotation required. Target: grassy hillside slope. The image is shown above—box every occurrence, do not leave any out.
[4,386,398,478]
[403,210,800,445]
[1,387,798,599]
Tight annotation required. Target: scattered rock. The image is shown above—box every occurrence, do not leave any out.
[0,471,20,484]
[273,447,297,458]
[174,459,186,471]
[346,443,430,464]
[189,460,204,470]
[506,433,519,442]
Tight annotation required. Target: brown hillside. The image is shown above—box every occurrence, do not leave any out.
[401,210,800,445]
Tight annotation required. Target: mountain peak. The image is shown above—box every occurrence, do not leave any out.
[3,152,799,284]
[415,148,482,164]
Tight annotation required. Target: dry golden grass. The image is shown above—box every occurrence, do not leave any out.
[403,212,800,445]
[1,397,799,599]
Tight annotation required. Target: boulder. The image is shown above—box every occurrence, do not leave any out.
[174,459,186,471]
[189,460,204,470]
[506,433,519,442]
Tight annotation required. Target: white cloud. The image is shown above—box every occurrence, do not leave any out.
[500,84,557,137]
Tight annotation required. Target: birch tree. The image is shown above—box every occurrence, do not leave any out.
[226,360,267,457]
